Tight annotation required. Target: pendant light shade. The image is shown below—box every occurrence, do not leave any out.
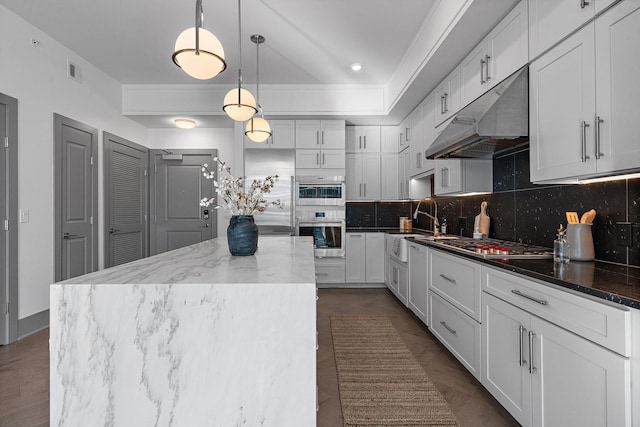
[223,0,257,121]
[173,28,226,80]
[245,34,271,143]
[223,87,257,122]
[245,116,271,142]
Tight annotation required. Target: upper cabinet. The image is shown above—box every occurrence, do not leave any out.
[433,159,493,196]
[434,66,462,126]
[529,0,618,60]
[461,0,528,107]
[380,126,400,153]
[244,120,295,149]
[530,1,640,182]
[346,126,381,153]
[398,117,410,151]
[296,120,345,149]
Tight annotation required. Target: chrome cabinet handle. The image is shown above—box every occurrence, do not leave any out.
[316,130,320,145]
[316,153,320,165]
[444,92,449,113]
[440,95,445,114]
[359,183,362,197]
[519,325,526,367]
[405,127,410,141]
[321,130,324,145]
[581,121,591,162]
[363,135,366,149]
[316,272,329,276]
[440,321,457,335]
[511,289,548,305]
[528,330,537,374]
[359,136,362,149]
[595,116,604,159]
[363,183,366,197]
[480,58,486,84]
[322,153,325,165]
[439,273,456,284]
[581,0,590,8]
[485,55,491,81]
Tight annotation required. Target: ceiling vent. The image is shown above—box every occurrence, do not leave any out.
[67,60,82,83]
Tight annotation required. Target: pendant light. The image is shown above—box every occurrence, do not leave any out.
[223,0,257,121]
[172,0,226,80]
[245,34,272,143]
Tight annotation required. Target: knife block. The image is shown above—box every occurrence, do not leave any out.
[566,224,595,261]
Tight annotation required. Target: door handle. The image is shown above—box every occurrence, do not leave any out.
[109,228,120,234]
[443,92,448,113]
[528,330,537,374]
[484,55,491,82]
[63,232,80,239]
[518,325,526,367]
[595,116,604,159]
[204,223,210,227]
[440,321,457,335]
[439,273,456,284]
[480,58,486,84]
[581,121,591,162]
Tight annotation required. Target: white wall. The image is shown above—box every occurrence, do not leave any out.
[0,6,148,320]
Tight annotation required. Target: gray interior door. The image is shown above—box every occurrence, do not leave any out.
[150,150,217,255]
[0,93,18,344]
[104,132,148,267]
[54,114,98,282]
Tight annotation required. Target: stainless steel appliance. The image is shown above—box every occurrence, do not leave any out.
[296,210,345,257]
[425,66,529,159]
[296,176,345,206]
[245,150,295,235]
[413,235,553,260]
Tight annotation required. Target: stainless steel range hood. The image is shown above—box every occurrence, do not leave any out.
[425,66,529,159]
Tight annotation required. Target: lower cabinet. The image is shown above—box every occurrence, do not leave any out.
[483,291,631,427]
[429,291,481,381]
[314,258,346,285]
[346,232,385,283]
[408,242,428,324]
[388,258,409,306]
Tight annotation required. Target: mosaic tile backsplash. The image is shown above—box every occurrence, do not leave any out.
[347,148,640,267]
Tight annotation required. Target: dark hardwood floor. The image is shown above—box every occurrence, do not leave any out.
[0,288,519,427]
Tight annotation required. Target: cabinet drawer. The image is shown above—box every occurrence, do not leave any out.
[429,291,481,381]
[482,266,630,356]
[429,249,482,321]
[315,259,346,284]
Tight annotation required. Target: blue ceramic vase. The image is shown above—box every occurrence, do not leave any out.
[227,215,258,256]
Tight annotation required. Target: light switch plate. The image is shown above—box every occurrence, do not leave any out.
[19,209,29,223]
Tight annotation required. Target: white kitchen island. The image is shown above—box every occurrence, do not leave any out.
[50,236,317,427]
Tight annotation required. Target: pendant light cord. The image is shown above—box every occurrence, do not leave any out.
[256,36,260,110]
[237,0,242,104]
[195,0,203,54]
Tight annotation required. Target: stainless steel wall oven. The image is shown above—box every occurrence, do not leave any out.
[296,210,346,258]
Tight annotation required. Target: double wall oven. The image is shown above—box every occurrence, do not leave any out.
[295,176,345,258]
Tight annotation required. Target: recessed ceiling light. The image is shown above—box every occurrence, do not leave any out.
[350,62,362,72]
[175,118,196,129]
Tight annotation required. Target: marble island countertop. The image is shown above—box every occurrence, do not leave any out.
[51,236,318,427]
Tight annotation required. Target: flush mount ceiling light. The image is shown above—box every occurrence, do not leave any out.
[350,62,362,72]
[175,118,196,129]
[223,0,257,121]
[172,0,226,80]
[245,34,272,143]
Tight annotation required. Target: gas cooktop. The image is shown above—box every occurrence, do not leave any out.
[412,236,553,260]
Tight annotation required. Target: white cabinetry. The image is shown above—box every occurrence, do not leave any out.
[530,1,640,183]
[388,258,409,305]
[482,267,631,427]
[345,154,381,200]
[346,126,381,153]
[408,242,428,324]
[244,119,295,149]
[296,149,345,170]
[434,66,462,126]
[314,258,346,285]
[346,233,385,283]
[461,0,528,107]
[296,120,345,149]
[408,102,424,177]
[399,149,410,200]
[381,154,399,200]
[433,159,493,196]
[398,118,410,152]
[380,126,399,153]
[528,0,617,60]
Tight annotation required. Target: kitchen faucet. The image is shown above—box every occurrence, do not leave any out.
[413,197,440,236]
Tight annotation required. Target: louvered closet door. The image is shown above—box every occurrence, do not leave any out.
[104,133,148,267]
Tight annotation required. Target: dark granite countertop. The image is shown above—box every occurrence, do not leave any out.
[407,237,640,310]
[346,227,418,233]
